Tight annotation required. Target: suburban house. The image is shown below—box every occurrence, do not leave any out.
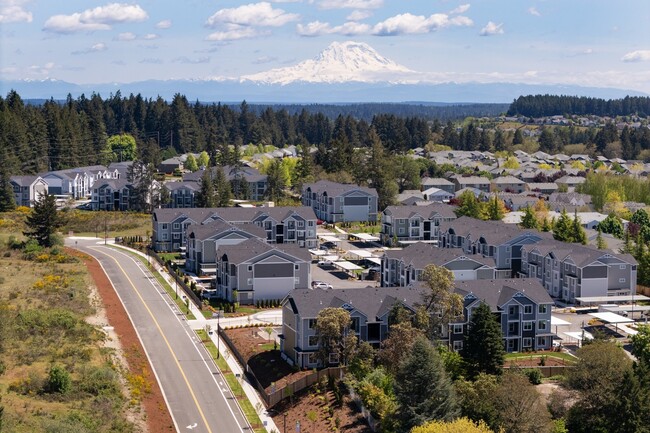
[448,279,555,353]
[437,216,549,276]
[302,180,379,223]
[214,238,311,305]
[280,285,423,368]
[519,240,637,302]
[165,181,199,208]
[381,242,501,287]
[152,206,318,252]
[184,165,268,201]
[491,176,527,193]
[10,175,49,207]
[422,187,454,203]
[91,179,134,211]
[526,182,559,195]
[420,177,455,194]
[185,221,266,275]
[452,176,491,193]
[381,203,457,246]
[158,156,184,174]
[41,165,121,199]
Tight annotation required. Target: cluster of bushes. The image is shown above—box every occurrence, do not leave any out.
[255,299,282,308]
[119,235,148,249]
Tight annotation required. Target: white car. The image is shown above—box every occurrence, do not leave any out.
[311,281,333,290]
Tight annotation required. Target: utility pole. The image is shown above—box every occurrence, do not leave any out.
[104,216,107,245]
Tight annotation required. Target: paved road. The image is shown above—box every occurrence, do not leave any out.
[70,239,249,433]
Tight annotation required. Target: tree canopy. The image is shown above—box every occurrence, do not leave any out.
[23,192,64,247]
[461,302,505,378]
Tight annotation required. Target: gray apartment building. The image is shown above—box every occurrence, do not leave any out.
[215,239,311,305]
[519,240,638,302]
[437,216,549,276]
[448,279,555,353]
[382,242,500,287]
[381,203,457,246]
[280,286,422,368]
[302,180,378,223]
[152,206,318,252]
[185,221,267,275]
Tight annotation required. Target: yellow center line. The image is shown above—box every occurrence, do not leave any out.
[90,246,213,433]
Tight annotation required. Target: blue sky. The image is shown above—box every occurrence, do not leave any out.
[1,0,650,92]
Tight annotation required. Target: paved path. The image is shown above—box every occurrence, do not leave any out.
[69,238,252,433]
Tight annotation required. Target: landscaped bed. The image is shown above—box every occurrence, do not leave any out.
[505,351,577,367]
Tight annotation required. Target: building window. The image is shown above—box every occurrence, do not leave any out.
[308,335,318,347]
[538,304,547,314]
[452,340,463,351]
[524,305,533,315]
[619,264,626,270]
[173,223,180,230]
[523,337,532,347]
[538,337,547,347]
[619,278,626,283]
[248,265,253,271]
[162,224,168,230]
[453,324,463,334]
[173,233,180,239]
[308,319,316,329]
[508,306,517,315]
[351,317,360,333]
[162,233,168,241]
[538,320,547,331]
[523,322,533,331]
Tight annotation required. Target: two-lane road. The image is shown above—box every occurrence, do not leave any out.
[71,239,248,433]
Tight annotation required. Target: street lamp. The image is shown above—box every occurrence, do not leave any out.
[217,311,221,358]
[283,413,287,433]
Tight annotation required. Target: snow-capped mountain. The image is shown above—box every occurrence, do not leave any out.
[241,41,416,85]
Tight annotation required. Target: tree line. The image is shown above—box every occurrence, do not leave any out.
[508,94,650,117]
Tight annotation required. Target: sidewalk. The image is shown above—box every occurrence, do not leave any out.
[109,242,280,433]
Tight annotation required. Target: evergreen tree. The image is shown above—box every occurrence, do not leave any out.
[552,209,573,242]
[127,160,156,212]
[606,360,650,433]
[484,196,506,221]
[197,169,216,208]
[265,159,288,203]
[520,204,538,229]
[23,192,64,247]
[455,190,482,219]
[394,336,459,431]
[571,210,588,245]
[461,302,505,378]
[365,130,397,211]
[596,228,607,250]
[213,166,232,207]
[513,128,524,145]
[0,149,15,211]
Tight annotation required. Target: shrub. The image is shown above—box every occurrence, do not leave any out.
[524,368,544,385]
[46,365,71,394]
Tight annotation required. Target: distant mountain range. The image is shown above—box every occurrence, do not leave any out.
[2,41,647,104]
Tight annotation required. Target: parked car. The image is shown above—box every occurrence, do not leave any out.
[318,260,334,268]
[311,281,333,290]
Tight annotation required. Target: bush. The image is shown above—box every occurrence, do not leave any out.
[46,365,71,394]
[524,368,544,385]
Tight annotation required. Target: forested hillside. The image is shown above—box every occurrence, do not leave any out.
[508,94,650,117]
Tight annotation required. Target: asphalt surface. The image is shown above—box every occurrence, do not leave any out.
[69,238,249,433]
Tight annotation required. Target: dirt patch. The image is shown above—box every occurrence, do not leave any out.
[224,327,311,391]
[76,248,174,433]
[271,387,372,433]
[505,354,573,368]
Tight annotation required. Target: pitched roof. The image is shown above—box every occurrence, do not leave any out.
[384,242,495,269]
[10,175,41,186]
[438,216,547,245]
[165,181,200,191]
[303,180,378,197]
[523,239,637,267]
[217,238,310,264]
[187,221,266,241]
[454,278,553,309]
[493,176,525,184]
[286,286,425,319]
[153,206,317,224]
[383,202,457,219]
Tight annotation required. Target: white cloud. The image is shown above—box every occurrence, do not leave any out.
[347,9,371,21]
[206,2,299,28]
[155,19,171,29]
[0,0,33,23]
[253,55,278,64]
[172,56,210,64]
[43,3,148,34]
[116,32,136,41]
[297,20,369,36]
[143,33,159,40]
[622,50,650,62]
[372,12,472,36]
[71,42,108,55]
[140,58,162,64]
[319,0,382,9]
[528,7,541,17]
[450,4,470,14]
[206,27,260,41]
[480,21,504,36]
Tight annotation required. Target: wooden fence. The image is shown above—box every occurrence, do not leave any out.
[504,365,574,377]
[218,325,346,407]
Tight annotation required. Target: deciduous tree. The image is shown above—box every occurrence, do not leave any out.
[314,307,352,367]
[421,265,463,338]
[411,417,495,433]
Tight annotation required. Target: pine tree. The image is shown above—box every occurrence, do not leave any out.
[394,336,459,431]
[520,204,538,229]
[197,169,216,208]
[23,192,64,247]
[0,149,15,211]
[572,209,588,245]
[596,228,607,250]
[553,209,573,242]
[213,166,232,207]
[461,302,505,378]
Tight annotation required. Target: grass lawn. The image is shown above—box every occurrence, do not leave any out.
[158,252,183,262]
[196,330,266,433]
[112,246,196,320]
[505,351,577,364]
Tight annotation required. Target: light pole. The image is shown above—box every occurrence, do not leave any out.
[217,311,221,358]
[283,413,287,433]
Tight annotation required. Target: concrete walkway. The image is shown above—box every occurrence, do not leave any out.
[84,239,281,433]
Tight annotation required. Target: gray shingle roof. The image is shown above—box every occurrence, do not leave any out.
[303,180,378,197]
[454,278,553,309]
[384,242,495,269]
[523,239,637,267]
[153,206,317,224]
[217,238,311,264]
[286,286,425,319]
[165,181,200,191]
[187,221,266,241]
[438,216,546,245]
[383,202,457,220]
